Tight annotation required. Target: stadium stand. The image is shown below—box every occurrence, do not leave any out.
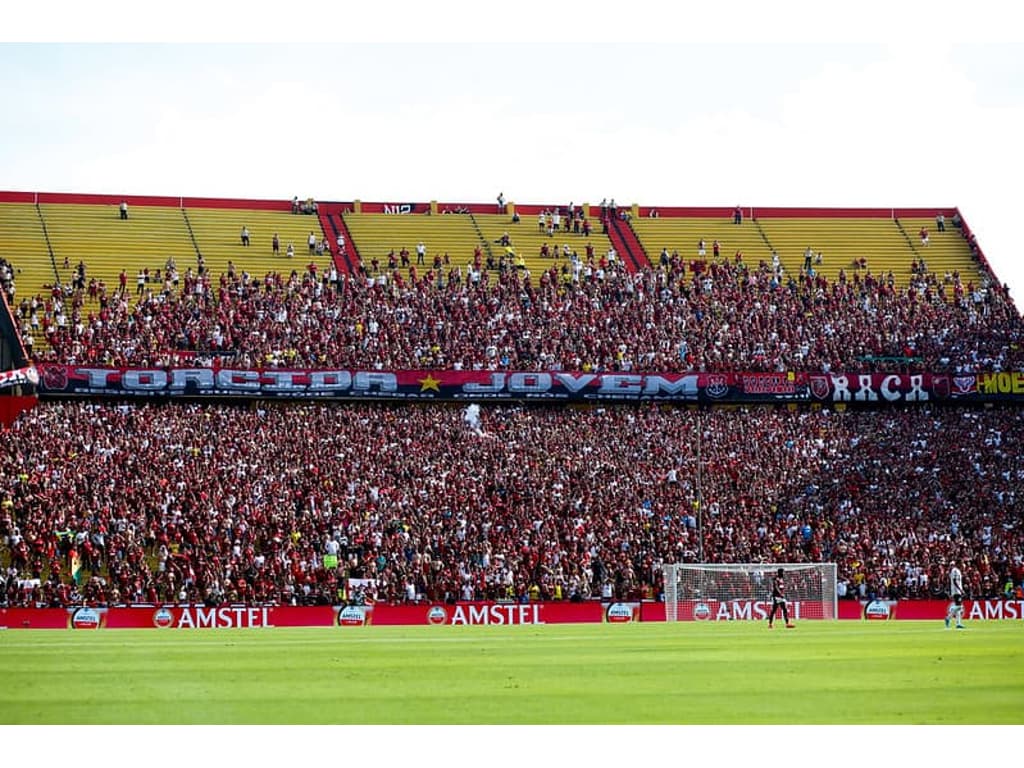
[471,207,618,279]
[896,214,981,282]
[342,208,482,279]
[630,209,771,275]
[26,252,1024,373]
[184,204,329,279]
[0,202,55,295]
[1,194,337,360]
[1,402,1022,607]
[756,216,914,284]
[0,202,58,354]
[39,201,196,301]
[1,192,1022,611]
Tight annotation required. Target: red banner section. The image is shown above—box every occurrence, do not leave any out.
[642,600,832,622]
[0,605,338,630]
[839,601,866,620]
[856,599,1024,621]
[0,602,632,629]
[647,599,1024,622]
[368,601,618,626]
[34,365,1022,405]
[3,600,1022,629]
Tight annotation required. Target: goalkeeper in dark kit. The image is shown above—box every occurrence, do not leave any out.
[768,568,795,629]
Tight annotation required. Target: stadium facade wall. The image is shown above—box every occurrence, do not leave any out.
[0,190,964,222]
[0,190,292,211]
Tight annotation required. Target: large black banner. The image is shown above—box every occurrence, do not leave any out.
[32,365,1024,405]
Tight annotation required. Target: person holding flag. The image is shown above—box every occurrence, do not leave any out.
[70,545,84,586]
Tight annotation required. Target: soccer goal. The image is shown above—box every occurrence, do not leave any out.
[662,562,838,622]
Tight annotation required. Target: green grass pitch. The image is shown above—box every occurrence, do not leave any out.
[1,620,1021,724]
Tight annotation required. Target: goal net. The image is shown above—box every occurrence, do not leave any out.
[662,563,838,622]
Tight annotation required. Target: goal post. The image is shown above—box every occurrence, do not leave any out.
[662,562,838,622]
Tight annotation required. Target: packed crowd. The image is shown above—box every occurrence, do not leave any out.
[17,249,1024,374]
[1,401,1021,608]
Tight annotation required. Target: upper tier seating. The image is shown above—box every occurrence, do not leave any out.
[474,209,617,279]
[757,217,913,283]
[39,202,196,297]
[0,203,54,297]
[342,210,482,278]
[630,215,771,272]
[1,197,1015,370]
[184,206,331,281]
[898,216,982,284]
[0,203,55,354]
[630,213,987,292]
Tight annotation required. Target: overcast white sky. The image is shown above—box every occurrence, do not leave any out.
[3,2,1022,312]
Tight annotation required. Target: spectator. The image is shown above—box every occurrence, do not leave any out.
[26,253,1024,376]
[1,402,1020,607]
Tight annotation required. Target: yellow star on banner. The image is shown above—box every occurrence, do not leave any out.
[418,373,441,393]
